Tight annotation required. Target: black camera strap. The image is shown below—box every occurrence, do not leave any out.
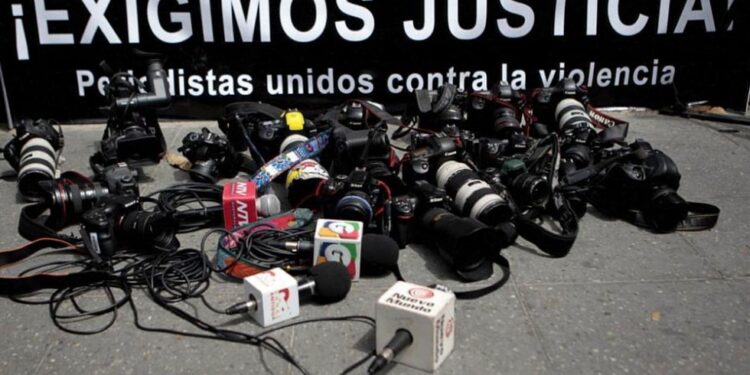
[390,253,511,300]
[514,196,579,258]
[0,238,116,295]
[19,203,81,244]
[622,202,720,232]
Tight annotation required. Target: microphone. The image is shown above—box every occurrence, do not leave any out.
[268,230,399,278]
[371,282,456,372]
[256,193,281,217]
[298,261,352,303]
[227,263,351,327]
[360,234,400,277]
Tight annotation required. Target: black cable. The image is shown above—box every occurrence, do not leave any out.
[341,351,376,375]
[10,221,375,374]
[146,183,224,232]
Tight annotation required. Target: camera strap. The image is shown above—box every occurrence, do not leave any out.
[622,202,720,232]
[586,105,630,130]
[514,196,579,258]
[0,238,116,295]
[19,203,81,244]
[391,253,511,300]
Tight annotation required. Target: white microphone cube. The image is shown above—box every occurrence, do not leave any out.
[313,219,363,281]
[375,282,456,372]
[243,268,300,327]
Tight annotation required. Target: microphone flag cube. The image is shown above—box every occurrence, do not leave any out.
[243,268,300,327]
[313,219,363,281]
[375,282,456,372]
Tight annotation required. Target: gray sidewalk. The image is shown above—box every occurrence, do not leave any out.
[1,112,748,375]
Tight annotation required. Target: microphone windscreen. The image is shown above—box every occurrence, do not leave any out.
[309,262,351,302]
[256,193,281,217]
[361,234,400,276]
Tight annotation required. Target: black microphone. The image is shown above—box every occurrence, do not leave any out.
[369,329,414,373]
[226,262,352,317]
[268,233,401,277]
[298,261,352,303]
[360,234,400,277]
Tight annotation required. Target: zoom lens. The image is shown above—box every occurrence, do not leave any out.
[120,210,180,250]
[42,181,109,229]
[555,99,593,132]
[436,161,513,225]
[17,138,58,200]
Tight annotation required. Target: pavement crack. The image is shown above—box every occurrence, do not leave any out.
[30,340,55,375]
[677,232,727,279]
[510,274,554,371]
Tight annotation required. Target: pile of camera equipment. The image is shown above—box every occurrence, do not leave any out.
[0,59,720,374]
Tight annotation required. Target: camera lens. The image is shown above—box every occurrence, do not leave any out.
[493,107,521,137]
[510,173,551,207]
[43,181,109,229]
[421,208,497,281]
[334,191,373,225]
[555,99,593,132]
[121,211,180,250]
[188,160,220,183]
[436,161,514,225]
[17,138,59,200]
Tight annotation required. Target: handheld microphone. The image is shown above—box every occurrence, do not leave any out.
[268,232,399,278]
[360,234,400,277]
[256,193,281,217]
[223,182,282,230]
[227,262,351,327]
[371,282,456,372]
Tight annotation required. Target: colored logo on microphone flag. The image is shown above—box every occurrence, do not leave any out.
[317,242,358,278]
[318,220,361,240]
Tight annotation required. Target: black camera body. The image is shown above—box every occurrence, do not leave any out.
[3,119,63,200]
[413,83,468,131]
[179,128,254,183]
[80,195,179,259]
[494,159,551,208]
[219,102,316,163]
[466,82,525,137]
[330,124,395,175]
[591,140,688,231]
[40,166,139,230]
[390,180,453,248]
[321,169,384,229]
[91,60,170,173]
[401,133,460,184]
[461,131,530,169]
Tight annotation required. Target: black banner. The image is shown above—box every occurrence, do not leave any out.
[0,0,746,122]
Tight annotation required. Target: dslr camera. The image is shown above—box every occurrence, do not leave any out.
[466,81,526,137]
[401,133,460,184]
[589,140,688,231]
[178,128,256,183]
[412,83,468,131]
[80,195,179,259]
[39,165,139,230]
[321,169,387,231]
[218,102,316,163]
